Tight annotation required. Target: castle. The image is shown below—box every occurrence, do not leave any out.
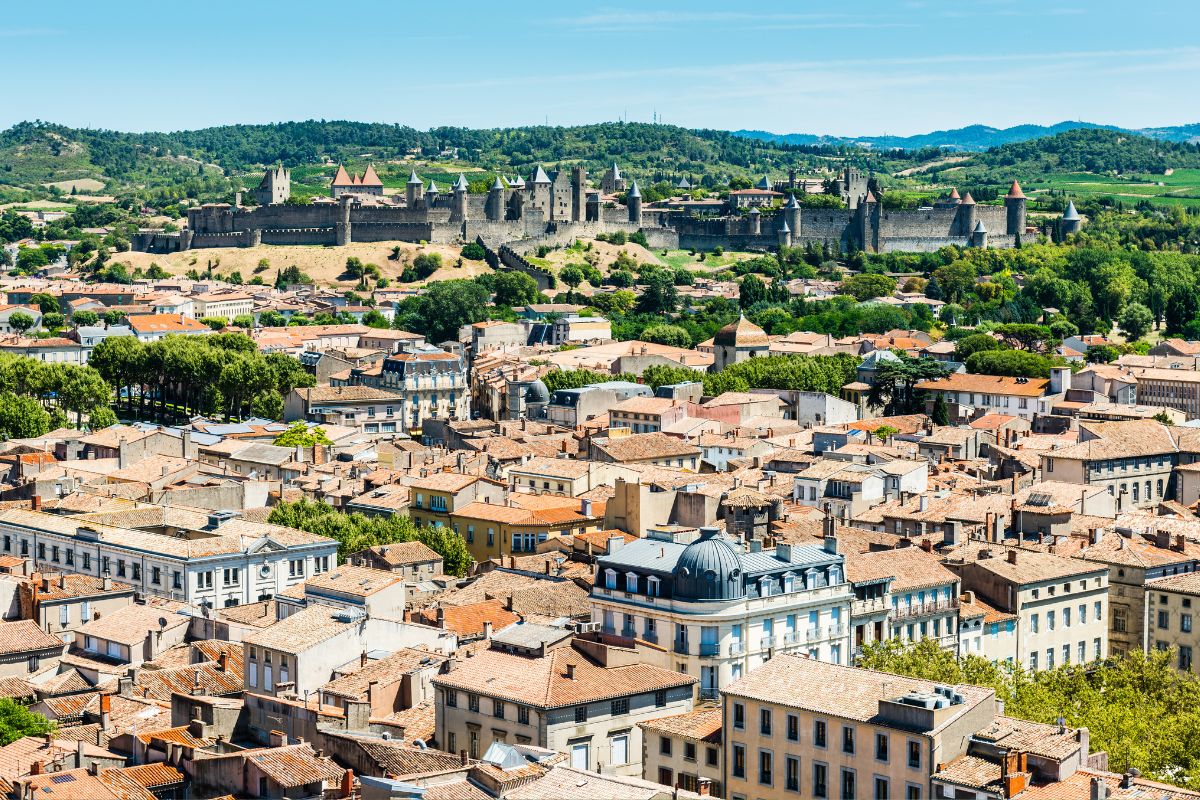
[132,163,1077,257]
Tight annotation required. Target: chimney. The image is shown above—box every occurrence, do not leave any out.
[483,621,493,640]
[341,769,354,799]
[918,494,928,512]
[99,693,111,731]
[1091,776,1110,800]
[1007,550,1018,565]
[823,534,838,554]
[961,590,975,605]
[30,761,41,776]
[102,573,112,591]
[269,729,286,747]
[565,663,576,680]
[75,739,85,769]
[544,559,553,575]
[1121,770,1141,789]
[30,495,40,512]
[1175,534,1186,552]
[88,761,99,776]
[1156,529,1171,549]
[698,778,712,797]
[217,652,228,673]
[581,498,593,517]
[360,651,369,668]
[920,539,933,553]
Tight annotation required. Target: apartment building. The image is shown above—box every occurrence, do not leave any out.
[14,572,136,643]
[590,432,702,470]
[372,348,470,429]
[405,473,506,528]
[507,456,621,498]
[944,543,1109,672]
[591,527,853,699]
[284,385,407,436]
[638,707,722,796]
[721,654,997,800]
[1040,420,1178,509]
[957,591,1018,663]
[915,372,1057,422]
[609,397,689,434]
[192,292,254,322]
[1145,571,1200,673]
[843,545,961,656]
[1132,367,1200,420]
[0,507,338,610]
[432,636,696,777]
[449,498,602,563]
[127,314,214,342]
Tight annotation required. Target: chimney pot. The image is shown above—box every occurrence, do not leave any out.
[565,663,576,680]
[1007,550,1018,565]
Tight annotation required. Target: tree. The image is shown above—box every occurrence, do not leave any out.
[931,260,977,304]
[232,314,255,329]
[559,265,585,290]
[251,391,284,420]
[72,310,100,327]
[873,425,899,442]
[0,392,50,439]
[273,422,333,448]
[966,350,1058,379]
[640,324,692,348]
[41,313,64,331]
[409,280,491,343]
[200,317,227,331]
[636,272,679,315]
[461,242,487,261]
[7,313,34,334]
[867,355,952,415]
[0,698,54,746]
[841,273,896,302]
[491,272,540,308]
[931,393,950,426]
[738,274,768,309]
[955,333,1003,359]
[362,309,390,329]
[1119,302,1154,342]
[29,294,58,315]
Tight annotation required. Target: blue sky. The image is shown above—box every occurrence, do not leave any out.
[6,0,1197,135]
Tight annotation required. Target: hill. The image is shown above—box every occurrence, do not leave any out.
[734,120,1200,152]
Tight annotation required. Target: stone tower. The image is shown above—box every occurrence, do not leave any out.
[406,170,424,208]
[971,220,988,249]
[777,220,792,248]
[571,166,588,222]
[627,182,642,226]
[336,195,353,245]
[586,192,601,223]
[426,180,440,210]
[956,192,977,237]
[1059,201,1082,239]
[254,165,290,206]
[486,177,506,222]
[749,206,761,236]
[1005,181,1027,236]
[712,315,769,372]
[529,165,552,219]
[451,174,469,222]
[601,162,626,194]
[784,193,802,237]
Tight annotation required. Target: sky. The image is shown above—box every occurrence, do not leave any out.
[5,0,1198,135]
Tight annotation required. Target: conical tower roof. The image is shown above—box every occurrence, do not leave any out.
[407,169,422,185]
[960,192,976,206]
[611,162,622,180]
[948,187,961,200]
[361,164,383,186]
[974,220,987,233]
[427,180,440,193]
[331,165,352,187]
[531,165,551,184]
[628,182,641,199]
[785,194,802,209]
[490,176,506,191]
[756,175,772,190]
[453,174,469,191]
[1063,201,1080,221]
[1005,181,1026,199]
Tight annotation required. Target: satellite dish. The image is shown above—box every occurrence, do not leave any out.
[157,617,168,630]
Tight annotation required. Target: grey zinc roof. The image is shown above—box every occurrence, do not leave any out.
[407,170,422,184]
[757,175,772,190]
[1063,201,1080,220]
[491,176,505,191]
[427,180,439,193]
[532,165,551,184]
[453,174,469,191]
[740,544,839,575]
[628,182,641,198]
[785,194,802,209]
[491,621,574,649]
[599,537,687,574]
[974,220,987,233]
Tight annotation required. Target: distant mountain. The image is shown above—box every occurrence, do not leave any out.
[734,121,1200,152]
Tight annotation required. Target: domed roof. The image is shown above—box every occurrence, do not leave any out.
[674,531,745,602]
[714,315,768,347]
[524,379,550,405]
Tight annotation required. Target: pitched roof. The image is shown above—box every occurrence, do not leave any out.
[433,644,695,709]
[714,315,768,347]
[637,706,722,743]
[126,315,210,334]
[331,165,352,186]
[591,432,700,463]
[915,373,1049,398]
[1006,180,1026,199]
[361,164,383,186]
[0,620,65,655]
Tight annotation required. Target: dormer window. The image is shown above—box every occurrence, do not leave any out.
[760,578,773,597]
[604,569,617,590]
[828,565,842,585]
[783,572,796,593]
[625,572,638,593]
[646,576,661,597]
[805,568,819,590]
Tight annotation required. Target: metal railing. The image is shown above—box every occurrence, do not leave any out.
[674,640,689,655]
[730,641,746,655]
[699,643,720,657]
[892,598,960,621]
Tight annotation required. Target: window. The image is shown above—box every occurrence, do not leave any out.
[1181,646,1193,672]
[906,785,922,800]
[813,762,828,798]
[37,543,45,561]
[315,556,330,574]
[1159,610,1170,629]
[787,714,799,742]
[814,719,827,748]
[761,708,772,736]
[907,740,921,769]
[707,747,718,766]
[733,702,745,730]
[875,733,888,762]
[785,755,800,792]
[1095,638,1102,659]
[1047,610,1055,631]
[874,777,889,800]
[172,572,182,590]
[517,705,529,725]
[611,733,629,765]
[493,699,504,719]
[1184,614,1193,633]
[151,566,161,585]
[51,546,59,562]
[223,568,240,586]
[198,571,213,589]
[759,750,773,786]
[574,705,588,723]
[82,553,90,570]
[1114,607,1128,633]
[467,693,479,712]
[1030,613,1039,633]
[1029,651,1039,671]
[58,605,68,625]
[80,600,90,621]
[842,726,855,754]
[611,698,629,716]
[655,690,667,708]
[289,559,304,578]
[732,744,746,779]
[447,690,457,708]
[659,735,672,756]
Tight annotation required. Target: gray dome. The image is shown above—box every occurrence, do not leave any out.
[674,532,745,602]
[524,379,550,405]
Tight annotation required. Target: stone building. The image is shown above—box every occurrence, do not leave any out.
[711,315,769,372]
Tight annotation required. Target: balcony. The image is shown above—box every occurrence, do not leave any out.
[782,630,801,645]
[699,688,721,702]
[674,640,689,655]
[892,598,960,621]
[730,641,746,655]
[759,636,779,651]
[643,631,659,645]
[699,642,720,657]
[622,626,637,639]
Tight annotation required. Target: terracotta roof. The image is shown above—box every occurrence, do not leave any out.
[946,543,1106,584]
[1005,181,1025,199]
[244,605,357,654]
[1147,570,1200,597]
[115,763,185,790]
[76,601,189,646]
[507,765,705,800]
[414,598,519,637]
[843,547,958,592]
[243,744,345,788]
[126,315,210,334]
[331,165,352,186]
[637,706,722,743]
[357,541,441,567]
[320,649,447,700]
[722,653,992,731]
[915,373,1049,398]
[591,432,700,463]
[433,644,695,709]
[714,315,768,347]
[303,564,404,597]
[0,619,65,655]
[1048,420,1178,461]
[959,594,1016,624]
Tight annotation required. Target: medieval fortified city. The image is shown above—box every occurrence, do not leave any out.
[0,2,1197,799]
